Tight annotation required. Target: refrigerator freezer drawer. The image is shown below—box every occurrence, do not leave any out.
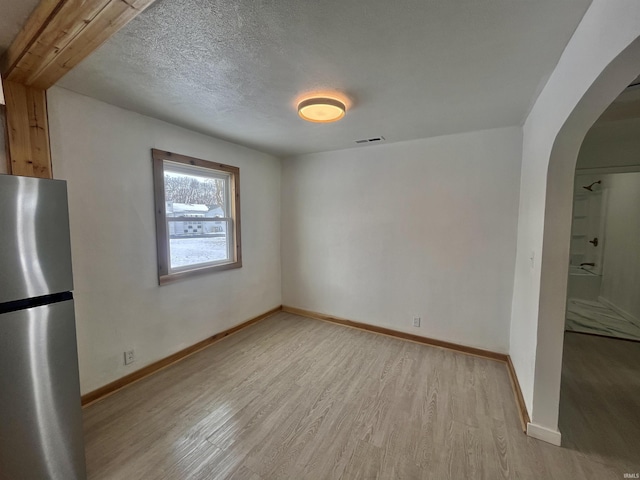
[0,175,74,304]
[0,299,86,480]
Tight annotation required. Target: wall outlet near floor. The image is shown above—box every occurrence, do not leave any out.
[412,316,421,327]
[124,350,135,365]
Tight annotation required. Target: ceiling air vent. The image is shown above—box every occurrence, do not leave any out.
[355,136,385,145]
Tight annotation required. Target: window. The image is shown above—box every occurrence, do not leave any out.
[152,149,241,284]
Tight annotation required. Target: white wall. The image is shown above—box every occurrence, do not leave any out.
[282,128,522,354]
[510,0,640,443]
[577,118,640,170]
[600,173,640,320]
[47,87,282,394]
[0,107,7,175]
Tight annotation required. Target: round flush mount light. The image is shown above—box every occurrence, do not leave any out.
[297,97,346,123]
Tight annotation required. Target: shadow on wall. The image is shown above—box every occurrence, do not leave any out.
[598,172,640,322]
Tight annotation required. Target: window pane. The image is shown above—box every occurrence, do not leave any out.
[163,168,229,217]
[169,235,229,270]
[163,162,232,271]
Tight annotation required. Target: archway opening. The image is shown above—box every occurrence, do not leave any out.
[557,78,640,463]
[530,34,640,445]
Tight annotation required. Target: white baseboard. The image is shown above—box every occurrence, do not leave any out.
[598,296,639,324]
[526,423,562,446]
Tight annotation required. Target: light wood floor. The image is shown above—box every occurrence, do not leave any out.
[84,313,633,479]
[559,332,640,475]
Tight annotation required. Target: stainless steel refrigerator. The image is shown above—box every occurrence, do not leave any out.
[0,175,87,479]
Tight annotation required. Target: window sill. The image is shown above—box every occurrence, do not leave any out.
[158,260,242,285]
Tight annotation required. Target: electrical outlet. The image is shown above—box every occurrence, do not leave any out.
[124,350,135,365]
[413,316,421,327]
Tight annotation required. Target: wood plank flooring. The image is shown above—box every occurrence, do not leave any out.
[559,332,640,476]
[83,313,636,479]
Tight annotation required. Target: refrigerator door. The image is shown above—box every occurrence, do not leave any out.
[0,299,86,480]
[0,175,74,304]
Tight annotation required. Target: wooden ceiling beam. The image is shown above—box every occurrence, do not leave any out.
[2,0,156,89]
[1,0,156,178]
[3,80,52,178]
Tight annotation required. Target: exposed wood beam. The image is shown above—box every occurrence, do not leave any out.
[1,0,156,177]
[2,0,156,89]
[3,80,52,178]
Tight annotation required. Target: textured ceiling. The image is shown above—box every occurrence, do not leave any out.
[56,0,592,157]
[0,0,40,54]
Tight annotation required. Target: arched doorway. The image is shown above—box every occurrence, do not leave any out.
[509,2,640,446]
[533,42,640,441]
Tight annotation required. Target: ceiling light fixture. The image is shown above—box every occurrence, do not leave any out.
[297,97,346,123]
